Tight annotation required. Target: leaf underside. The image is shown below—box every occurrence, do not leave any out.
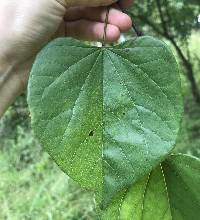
[28,36,183,206]
[101,154,200,220]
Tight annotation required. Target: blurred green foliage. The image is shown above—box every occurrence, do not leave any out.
[0,0,200,218]
[174,32,200,158]
[175,96,200,157]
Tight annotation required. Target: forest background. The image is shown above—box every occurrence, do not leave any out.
[0,0,199,219]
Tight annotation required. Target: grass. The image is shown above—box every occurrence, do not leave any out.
[0,107,97,220]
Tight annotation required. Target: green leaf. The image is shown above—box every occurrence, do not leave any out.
[163,154,200,220]
[100,154,200,220]
[27,36,183,206]
[100,166,171,220]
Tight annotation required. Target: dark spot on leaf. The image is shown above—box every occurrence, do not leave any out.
[89,130,94,137]
[123,112,125,115]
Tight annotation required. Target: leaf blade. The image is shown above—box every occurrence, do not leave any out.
[28,36,183,206]
[163,154,200,220]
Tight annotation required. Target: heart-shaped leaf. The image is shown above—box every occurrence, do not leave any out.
[28,37,183,205]
[100,154,200,219]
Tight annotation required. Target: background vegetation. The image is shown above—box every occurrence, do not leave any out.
[0,0,199,219]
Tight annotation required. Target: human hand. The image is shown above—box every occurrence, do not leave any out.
[0,0,132,117]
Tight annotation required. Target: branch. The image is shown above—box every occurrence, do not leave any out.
[129,12,164,36]
[155,0,169,37]
[169,37,191,69]
[163,0,172,26]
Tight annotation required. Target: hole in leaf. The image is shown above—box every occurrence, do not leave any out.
[89,130,94,137]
